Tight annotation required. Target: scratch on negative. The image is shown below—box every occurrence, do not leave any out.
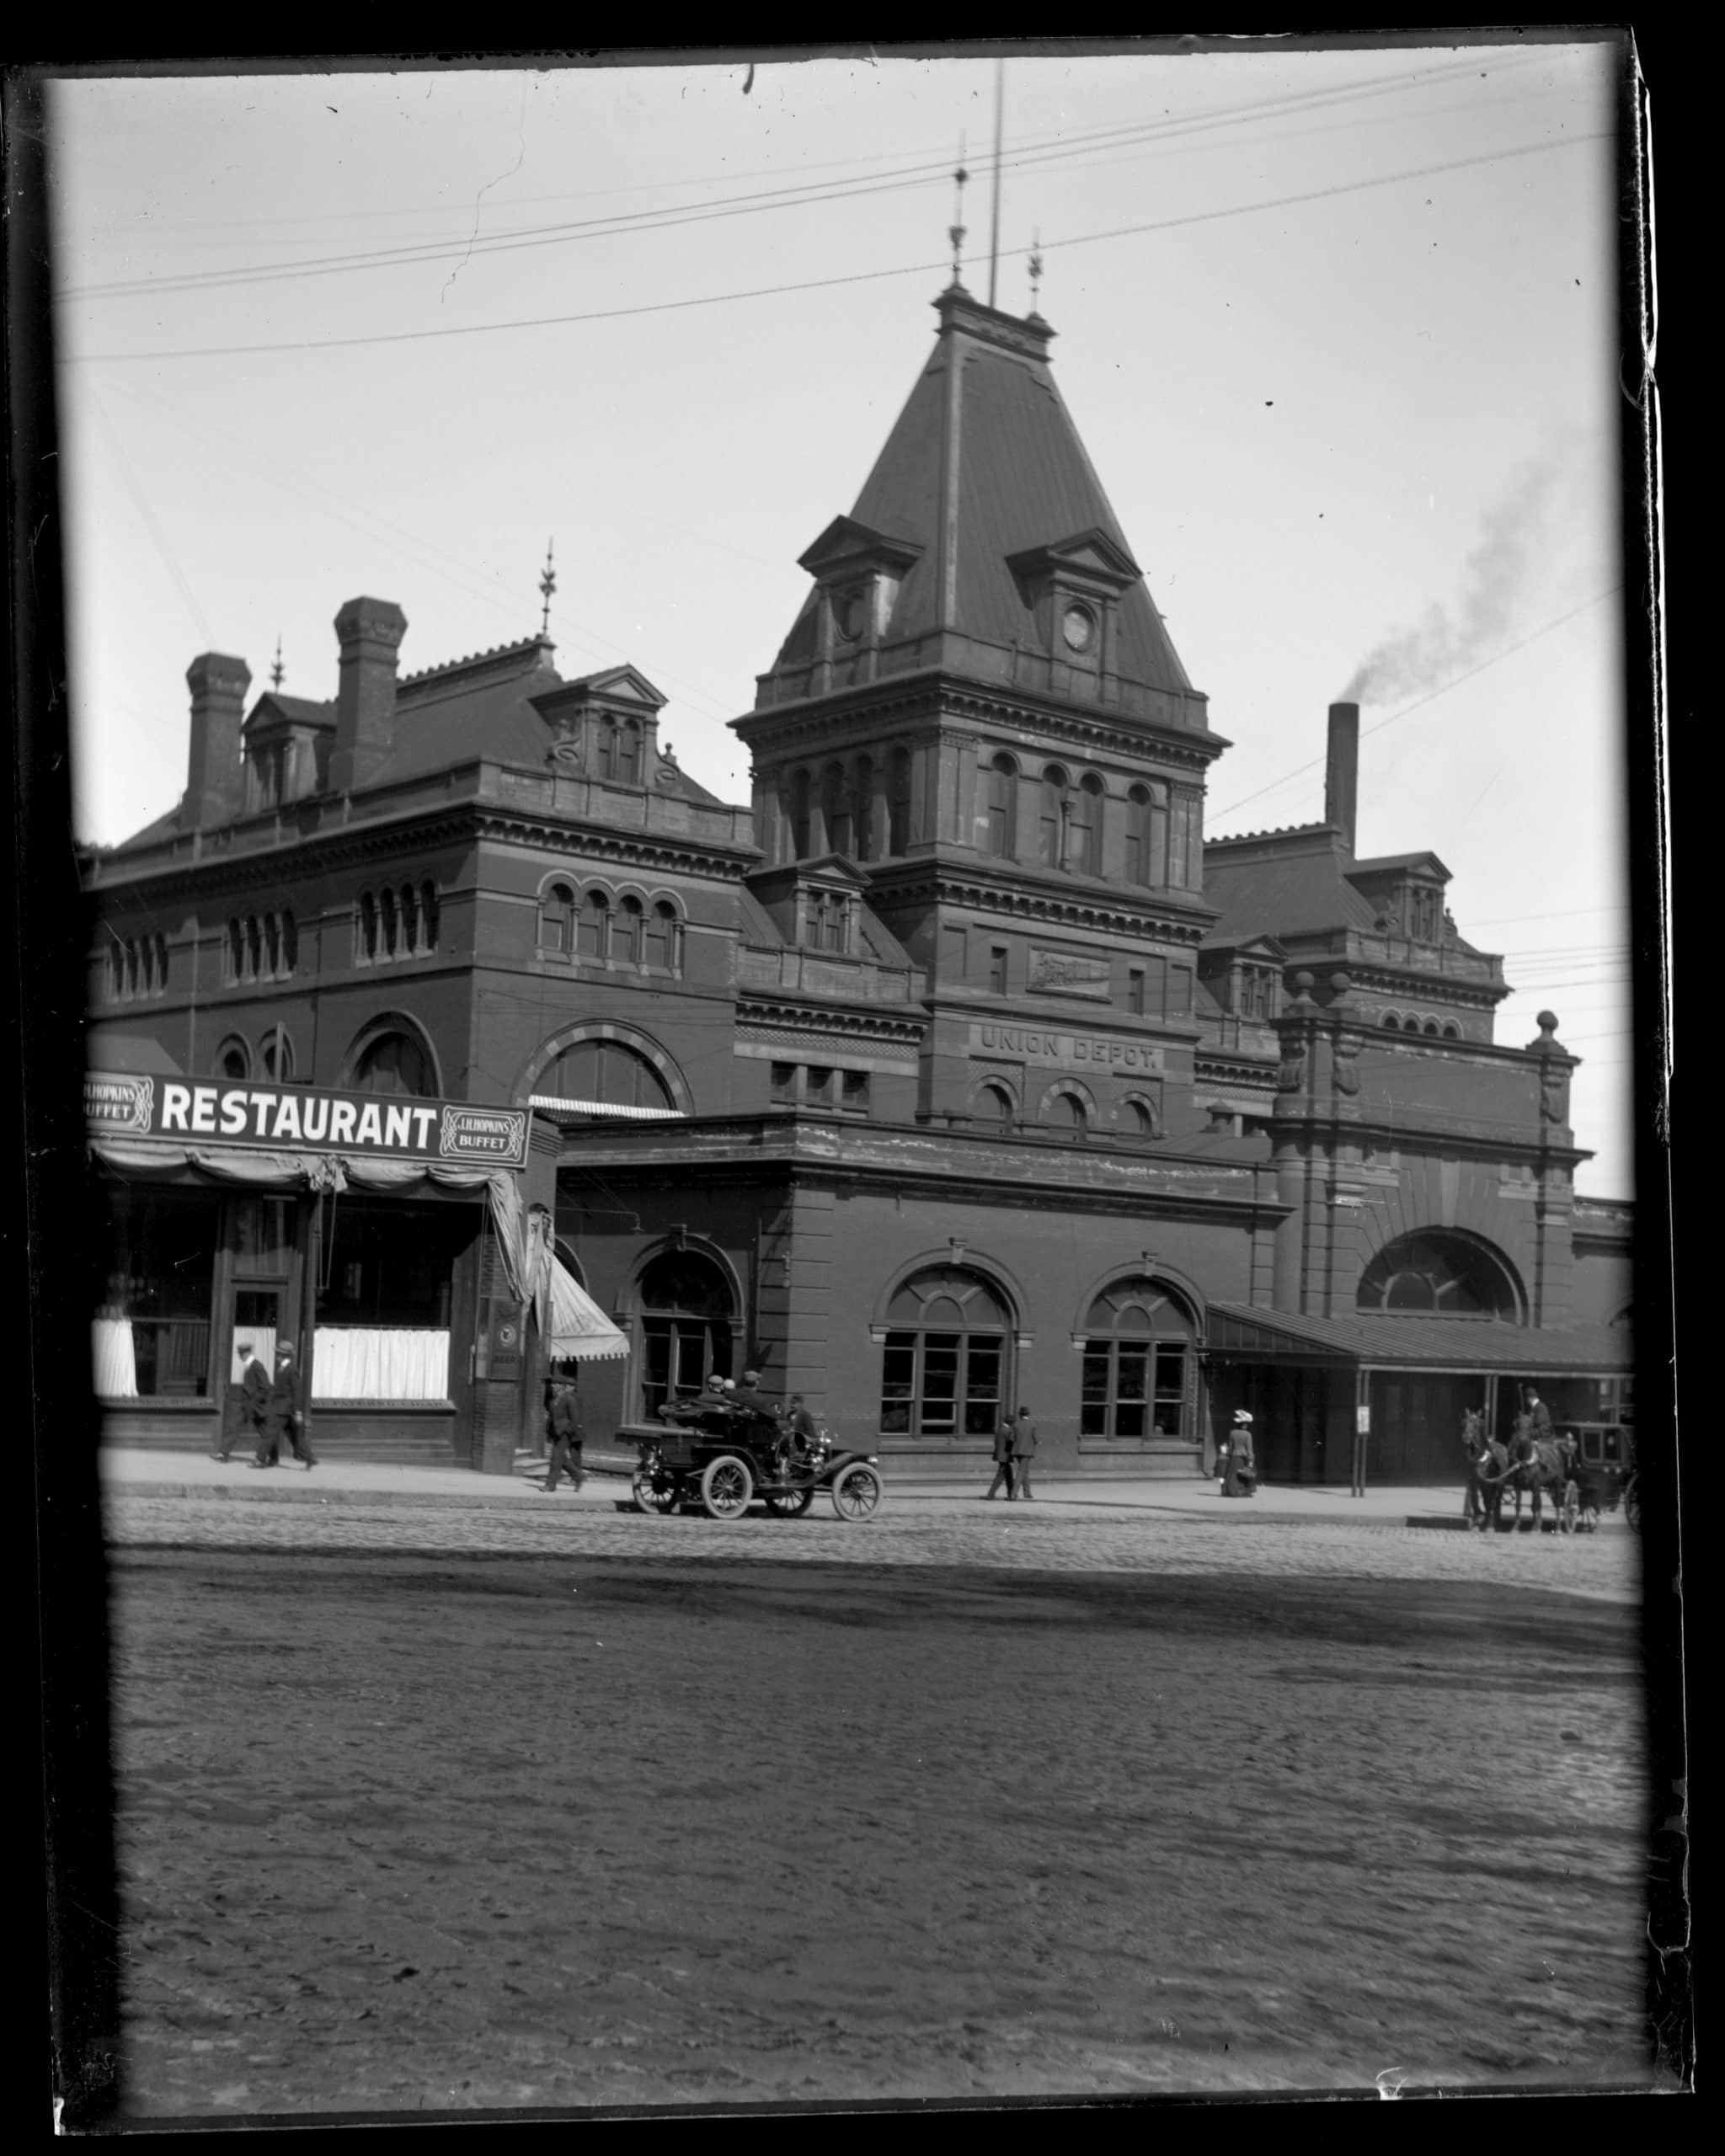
[443,82,529,304]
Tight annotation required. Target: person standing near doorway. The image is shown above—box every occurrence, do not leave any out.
[542,1380,585,1494]
[985,1415,1015,1501]
[254,1342,316,1470]
[1009,1406,1039,1501]
[219,1341,270,1463]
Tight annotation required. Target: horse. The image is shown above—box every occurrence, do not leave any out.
[1506,1412,1571,1527]
[1461,1408,1488,1526]
[1471,1428,1513,1532]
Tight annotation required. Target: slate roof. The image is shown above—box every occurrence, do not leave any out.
[773,289,1193,696]
[1202,830,1380,943]
[243,692,334,733]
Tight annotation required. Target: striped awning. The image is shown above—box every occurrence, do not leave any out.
[529,1096,682,1121]
[548,1257,629,1361]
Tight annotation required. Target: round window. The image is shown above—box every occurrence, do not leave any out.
[834,587,867,642]
[1061,603,1097,653]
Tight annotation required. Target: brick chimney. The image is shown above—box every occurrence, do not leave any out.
[184,653,252,829]
[1325,701,1359,855]
[328,597,407,796]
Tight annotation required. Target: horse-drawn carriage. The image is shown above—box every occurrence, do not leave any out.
[1463,1408,1635,1534]
[632,1390,884,1523]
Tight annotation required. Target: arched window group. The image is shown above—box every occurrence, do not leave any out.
[980,757,1190,888]
[535,1038,676,1114]
[541,882,683,972]
[879,1266,1011,1440]
[1357,1232,1519,1318]
[109,931,170,1002]
[1080,1278,1194,1442]
[1381,1011,1461,1039]
[782,748,908,862]
[225,911,296,985]
[354,883,438,966]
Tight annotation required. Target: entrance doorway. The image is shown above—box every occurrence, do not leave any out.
[1370,1373,1484,1482]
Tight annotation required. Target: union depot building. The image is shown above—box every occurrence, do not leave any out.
[80,285,1635,1486]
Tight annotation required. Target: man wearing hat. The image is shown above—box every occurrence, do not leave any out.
[217,1339,271,1463]
[254,1342,316,1470]
[1221,1410,1255,1498]
[542,1378,585,1494]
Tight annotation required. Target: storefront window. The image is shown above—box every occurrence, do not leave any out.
[96,1187,221,1396]
[1079,1277,1193,1441]
[879,1267,1009,1439]
[638,1251,734,1422]
[318,1198,463,1330]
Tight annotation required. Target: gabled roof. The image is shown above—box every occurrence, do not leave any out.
[243,692,335,735]
[547,664,669,711]
[1348,851,1450,881]
[1203,829,1380,943]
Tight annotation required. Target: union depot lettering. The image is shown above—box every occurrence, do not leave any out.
[84,1071,527,1168]
[969,1024,1167,1075]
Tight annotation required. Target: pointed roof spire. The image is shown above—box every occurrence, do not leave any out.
[1028,228,1044,318]
[539,537,557,638]
[270,635,285,691]
[948,137,969,289]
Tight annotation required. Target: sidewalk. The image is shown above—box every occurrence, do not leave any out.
[99,1445,1487,1529]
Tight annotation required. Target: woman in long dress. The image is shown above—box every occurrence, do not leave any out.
[1221,1411,1256,1497]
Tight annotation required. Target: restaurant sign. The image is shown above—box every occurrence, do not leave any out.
[85,1072,529,1169]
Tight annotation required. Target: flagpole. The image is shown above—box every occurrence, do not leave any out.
[987,56,1005,309]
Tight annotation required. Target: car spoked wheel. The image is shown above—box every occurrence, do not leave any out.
[633,1470,679,1515]
[700,1454,755,1521]
[766,1485,814,1518]
[830,1463,882,1521]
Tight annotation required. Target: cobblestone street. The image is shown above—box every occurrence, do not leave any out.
[103,1486,1660,2116]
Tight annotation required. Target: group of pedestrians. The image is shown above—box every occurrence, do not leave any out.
[985,1407,1039,1500]
[213,1340,316,1470]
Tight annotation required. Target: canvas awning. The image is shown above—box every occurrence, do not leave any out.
[548,1257,629,1361]
[528,1095,681,1121]
[1204,1303,1634,1374]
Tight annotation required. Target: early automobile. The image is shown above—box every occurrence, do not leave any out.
[633,1390,884,1523]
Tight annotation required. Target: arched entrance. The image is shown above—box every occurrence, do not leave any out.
[636,1248,734,1422]
[878,1265,1011,1442]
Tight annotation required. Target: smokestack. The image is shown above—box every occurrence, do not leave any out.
[328,596,408,796]
[184,653,252,830]
[1325,701,1359,856]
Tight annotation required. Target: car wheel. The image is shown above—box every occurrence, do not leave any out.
[700,1454,754,1521]
[830,1463,883,1522]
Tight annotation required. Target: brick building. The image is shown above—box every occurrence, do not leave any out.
[81,282,1633,1484]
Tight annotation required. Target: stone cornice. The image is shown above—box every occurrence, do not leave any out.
[472,809,757,883]
[1333,961,1509,1008]
[867,862,1215,947]
[736,995,927,1046]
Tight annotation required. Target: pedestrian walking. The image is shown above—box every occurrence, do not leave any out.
[217,1340,270,1462]
[253,1342,315,1470]
[787,1394,822,1457]
[542,1380,585,1493]
[985,1416,1015,1501]
[1220,1411,1256,1498]
[1009,1406,1038,1500]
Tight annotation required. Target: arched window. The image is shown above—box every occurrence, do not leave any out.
[1120,1097,1158,1139]
[1124,786,1153,884]
[851,755,874,862]
[259,1026,294,1081]
[1045,1088,1087,1140]
[822,761,849,857]
[263,913,280,977]
[216,1036,249,1081]
[353,1029,434,1097]
[596,718,617,782]
[879,1266,1011,1440]
[1073,772,1105,876]
[244,916,262,981]
[399,883,419,954]
[539,882,575,955]
[644,900,681,970]
[985,754,1016,858]
[379,886,398,959]
[975,1082,1014,1130]
[1039,766,1069,868]
[1442,1020,1461,1039]
[279,915,296,975]
[789,768,812,859]
[888,748,911,855]
[577,889,610,959]
[617,719,642,785]
[1080,1277,1194,1442]
[1423,1019,1441,1038]
[613,894,644,965]
[1381,1013,1401,1032]
[356,892,377,964]
[1357,1232,1519,1319]
[538,1038,675,1113]
[638,1250,734,1423]
[419,883,440,952]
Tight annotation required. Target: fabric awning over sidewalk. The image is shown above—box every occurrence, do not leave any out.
[1205,1304,1633,1374]
[547,1257,628,1361]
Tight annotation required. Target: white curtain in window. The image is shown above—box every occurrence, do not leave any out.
[312,1326,450,1401]
[92,1317,138,1399]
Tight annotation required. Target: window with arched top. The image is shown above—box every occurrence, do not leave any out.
[216,1035,249,1081]
[245,916,263,980]
[595,717,617,782]
[617,718,642,785]
[638,1250,734,1423]
[419,883,439,952]
[975,1081,1014,1130]
[577,889,610,959]
[258,1027,295,1081]
[1073,771,1105,876]
[1081,1278,1194,1443]
[851,755,874,861]
[1038,766,1069,868]
[1045,1088,1087,1140]
[355,892,377,965]
[1442,1020,1461,1039]
[280,915,296,975]
[644,899,681,970]
[879,1266,1012,1440]
[538,1038,675,1113]
[379,887,398,959]
[1381,1013,1401,1032]
[1120,1097,1158,1139]
[985,753,1016,858]
[263,913,280,977]
[888,747,911,855]
[613,894,644,965]
[822,762,849,857]
[1357,1232,1519,1319]
[399,883,419,953]
[1423,1019,1441,1038]
[539,882,575,955]
[788,767,812,859]
[352,1029,432,1097]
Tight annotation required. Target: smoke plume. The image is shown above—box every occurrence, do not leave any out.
[1340,435,1600,705]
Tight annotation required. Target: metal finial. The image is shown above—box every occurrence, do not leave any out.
[948,137,969,286]
[538,538,557,638]
[1028,229,1044,314]
[270,636,285,691]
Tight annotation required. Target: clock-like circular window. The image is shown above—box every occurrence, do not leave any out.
[1061,603,1097,653]
[834,587,867,643]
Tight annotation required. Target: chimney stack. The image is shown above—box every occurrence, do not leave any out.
[1325,701,1359,855]
[184,653,252,829]
[328,597,408,796]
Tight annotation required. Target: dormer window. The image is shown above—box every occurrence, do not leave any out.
[1407,883,1442,942]
[804,889,852,954]
[1061,603,1097,653]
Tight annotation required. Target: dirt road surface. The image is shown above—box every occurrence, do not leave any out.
[105,1500,1658,2114]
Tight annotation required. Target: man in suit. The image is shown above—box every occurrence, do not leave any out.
[542,1380,585,1493]
[216,1340,270,1462]
[1009,1406,1039,1500]
[254,1342,316,1470]
[985,1416,1015,1501]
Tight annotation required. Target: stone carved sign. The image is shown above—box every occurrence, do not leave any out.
[1276,1044,1306,1093]
[1540,1067,1569,1123]
[1332,1038,1360,1096]
[969,1023,1165,1075]
[1027,947,1114,1001]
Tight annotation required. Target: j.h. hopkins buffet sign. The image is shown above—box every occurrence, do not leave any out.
[967,1024,1166,1075]
[85,1072,529,1168]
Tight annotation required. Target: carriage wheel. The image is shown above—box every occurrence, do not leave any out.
[632,1469,680,1516]
[1624,1477,1641,1531]
[766,1485,814,1518]
[1559,1481,1580,1535]
[830,1463,883,1522]
[700,1454,755,1521]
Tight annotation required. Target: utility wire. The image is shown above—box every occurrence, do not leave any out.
[65,131,1606,366]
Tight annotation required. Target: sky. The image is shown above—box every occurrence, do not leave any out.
[45,38,1639,1197]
